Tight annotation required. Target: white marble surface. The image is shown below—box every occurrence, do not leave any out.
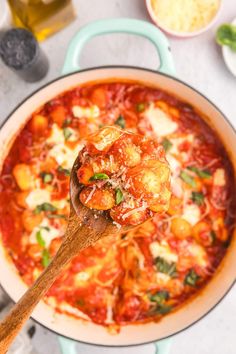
[0,0,236,353]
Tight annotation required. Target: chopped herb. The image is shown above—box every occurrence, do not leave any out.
[115,115,126,129]
[40,172,53,184]
[216,24,236,52]
[34,203,57,214]
[162,138,173,152]
[76,299,85,306]
[191,191,204,206]
[180,171,197,188]
[155,257,177,278]
[40,226,50,231]
[210,230,216,244]
[63,118,72,127]
[63,127,73,141]
[89,173,109,181]
[187,166,211,179]
[36,230,46,248]
[157,304,172,315]
[115,188,124,205]
[98,124,104,128]
[149,291,169,304]
[57,166,71,176]
[47,214,67,219]
[184,269,200,287]
[42,249,51,268]
[136,103,145,112]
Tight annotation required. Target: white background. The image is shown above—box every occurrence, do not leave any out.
[0,0,236,353]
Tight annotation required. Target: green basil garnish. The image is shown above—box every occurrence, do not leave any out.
[157,305,172,315]
[162,138,173,152]
[115,115,126,129]
[149,291,169,304]
[184,269,200,287]
[40,172,53,184]
[155,257,177,278]
[115,188,124,205]
[47,214,67,219]
[191,191,204,206]
[57,166,71,176]
[36,230,46,248]
[34,203,57,214]
[89,173,109,181]
[187,166,211,179]
[42,249,51,268]
[180,171,197,188]
[63,118,72,128]
[136,103,145,112]
[63,127,73,141]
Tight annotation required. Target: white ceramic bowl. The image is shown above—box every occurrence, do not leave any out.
[145,0,222,38]
[222,17,236,76]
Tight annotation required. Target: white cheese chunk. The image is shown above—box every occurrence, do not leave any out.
[72,105,100,119]
[49,143,83,169]
[156,272,171,284]
[74,271,91,287]
[182,204,200,225]
[150,241,178,263]
[144,104,177,137]
[47,124,65,145]
[188,243,207,267]
[213,168,226,187]
[29,218,61,247]
[26,188,51,209]
[58,302,90,320]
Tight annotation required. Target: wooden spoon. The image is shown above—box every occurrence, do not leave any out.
[0,155,132,353]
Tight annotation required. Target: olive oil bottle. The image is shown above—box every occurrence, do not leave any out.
[7,0,75,41]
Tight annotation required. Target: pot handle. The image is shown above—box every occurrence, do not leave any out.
[62,18,175,76]
[58,336,172,354]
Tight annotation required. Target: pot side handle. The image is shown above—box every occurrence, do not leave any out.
[62,18,175,76]
[58,336,172,354]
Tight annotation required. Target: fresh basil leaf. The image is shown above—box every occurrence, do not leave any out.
[36,230,46,248]
[150,291,169,304]
[47,214,67,219]
[115,115,126,129]
[76,299,85,306]
[115,188,124,205]
[162,138,173,152]
[57,166,71,176]
[63,127,73,141]
[42,249,51,268]
[184,269,200,287]
[191,191,204,206]
[34,203,57,214]
[136,103,145,112]
[40,172,53,184]
[187,166,211,179]
[216,24,236,52]
[210,230,216,244]
[157,304,172,315]
[155,257,177,278]
[63,118,72,128]
[89,173,109,181]
[40,226,50,231]
[180,171,197,188]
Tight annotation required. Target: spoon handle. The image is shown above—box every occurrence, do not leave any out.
[0,210,98,353]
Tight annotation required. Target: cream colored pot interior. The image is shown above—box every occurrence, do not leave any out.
[0,68,235,346]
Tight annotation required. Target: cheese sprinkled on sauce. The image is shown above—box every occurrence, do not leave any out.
[150,0,220,33]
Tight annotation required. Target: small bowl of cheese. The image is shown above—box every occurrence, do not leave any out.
[146,0,222,37]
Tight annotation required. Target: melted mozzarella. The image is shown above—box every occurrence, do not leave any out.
[47,124,65,145]
[26,188,51,209]
[58,302,90,320]
[150,241,178,263]
[49,143,83,169]
[188,243,207,267]
[74,272,91,286]
[182,204,200,225]
[144,104,177,137]
[29,218,61,247]
[72,105,100,119]
[213,168,226,186]
[156,272,171,284]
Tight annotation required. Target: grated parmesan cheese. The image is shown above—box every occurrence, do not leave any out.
[151,0,220,33]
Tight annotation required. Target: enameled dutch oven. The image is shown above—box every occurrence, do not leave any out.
[0,19,236,354]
